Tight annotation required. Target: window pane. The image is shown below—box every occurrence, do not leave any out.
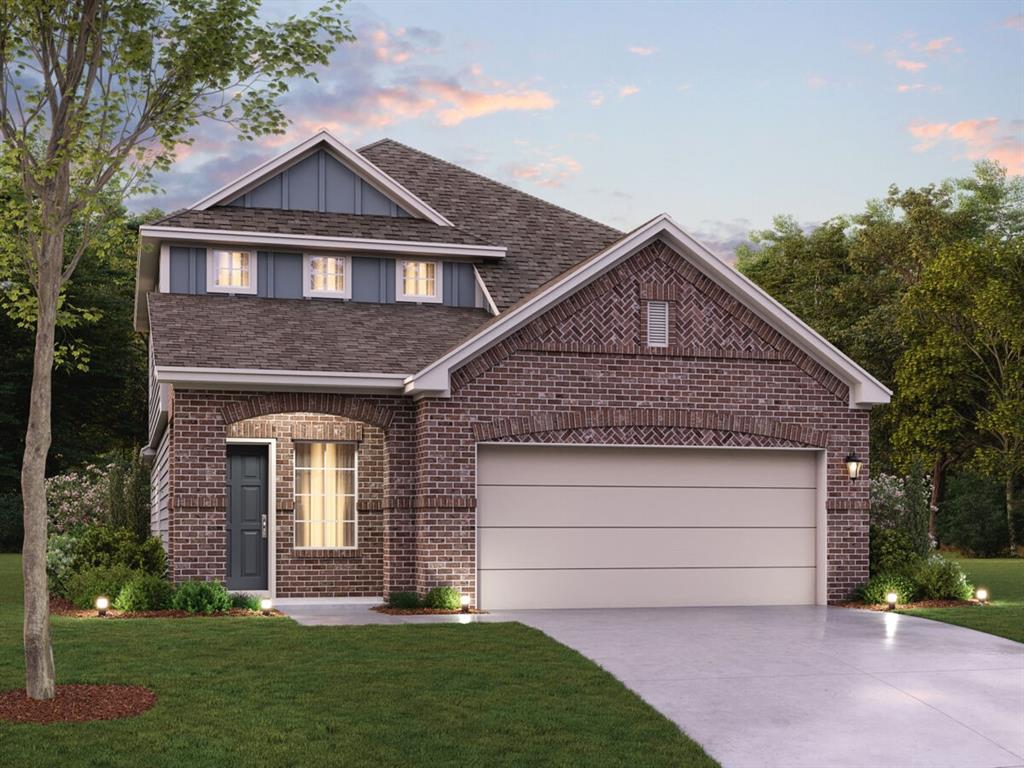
[295,520,310,548]
[309,256,345,293]
[213,250,250,288]
[293,442,357,548]
[403,261,436,297]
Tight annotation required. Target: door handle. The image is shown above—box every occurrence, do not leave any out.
[261,513,268,539]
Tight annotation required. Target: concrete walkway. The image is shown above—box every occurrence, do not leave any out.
[280,602,1024,768]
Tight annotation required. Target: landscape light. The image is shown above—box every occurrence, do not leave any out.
[975,588,988,605]
[845,452,863,480]
[886,592,898,611]
[260,597,273,616]
[460,594,471,614]
[95,595,110,617]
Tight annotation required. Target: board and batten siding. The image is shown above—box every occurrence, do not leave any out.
[166,246,479,307]
[150,428,170,548]
[225,149,410,216]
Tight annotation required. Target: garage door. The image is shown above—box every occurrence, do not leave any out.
[477,445,820,609]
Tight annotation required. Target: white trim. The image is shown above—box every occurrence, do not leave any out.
[473,265,499,316]
[292,439,359,551]
[406,214,892,408]
[158,244,170,293]
[395,259,443,304]
[154,366,408,393]
[302,253,352,299]
[815,450,828,606]
[226,437,277,599]
[188,130,455,227]
[206,248,257,295]
[139,225,505,260]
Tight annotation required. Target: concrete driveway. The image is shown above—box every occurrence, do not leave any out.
[281,603,1023,768]
[502,606,1024,768]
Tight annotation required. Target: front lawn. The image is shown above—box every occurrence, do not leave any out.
[902,556,1024,643]
[0,554,716,767]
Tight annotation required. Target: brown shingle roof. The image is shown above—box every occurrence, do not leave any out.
[359,139,623,309]
[148,292,491,374]
[154,207,494,246]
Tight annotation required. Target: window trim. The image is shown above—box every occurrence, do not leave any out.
[206,248,257,295]
[395,259,443,303]
[292,441,359,551]
[302,253,352,299]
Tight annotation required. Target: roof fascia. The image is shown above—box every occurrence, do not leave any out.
[154,365,409,394]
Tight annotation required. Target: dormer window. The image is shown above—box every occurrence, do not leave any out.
[397,259,442,303]
[304,254,351,299]
[208,249,256,294]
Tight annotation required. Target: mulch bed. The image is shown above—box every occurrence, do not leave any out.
[838,599,980,611]
[373,606,488,615]
[49,596,281,619]
[0,684,156,724]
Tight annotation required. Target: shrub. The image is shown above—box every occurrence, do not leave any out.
[172,581,232,614]
[424,586,461,610]
[388,591,421,609]
[66,564,140,609]
[938,472,1009,557]
[46,464,110,533]
[0,494,23,552]
[46,532,81,597]
[914,555,974,601]
[74,525,166,577]
[859,573,918,605]
[106,448,152,543]
[869,528,923,578]
[114,573,175,611]
[230,593,262,611]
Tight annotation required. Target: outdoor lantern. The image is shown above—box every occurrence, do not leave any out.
[886,592,898,611]
[976,588,988,605]
[260,597,273,616]
[845,452,863,481]
[95,595,110,617]
[460,594,471,614]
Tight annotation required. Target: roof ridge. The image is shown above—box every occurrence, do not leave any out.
[358,138,624,237]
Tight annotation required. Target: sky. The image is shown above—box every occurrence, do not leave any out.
[136,0,1024,260]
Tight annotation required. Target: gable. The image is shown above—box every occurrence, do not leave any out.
[225,149,411,217]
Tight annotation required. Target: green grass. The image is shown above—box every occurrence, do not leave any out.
[902,555,1024,643]
[0,555,716,768]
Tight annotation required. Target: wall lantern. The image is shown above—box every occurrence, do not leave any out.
[460,594,471,614]
[95,595,110,617]
[845,452,863,481]
[260,597,273,616]
[886,592,899,611]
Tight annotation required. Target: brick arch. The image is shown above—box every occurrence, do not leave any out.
[220,393,395,430]
[472,406,827,448]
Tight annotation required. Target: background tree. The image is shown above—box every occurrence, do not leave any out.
[0,0,352,700]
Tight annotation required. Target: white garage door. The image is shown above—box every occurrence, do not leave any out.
[477,445,820,610]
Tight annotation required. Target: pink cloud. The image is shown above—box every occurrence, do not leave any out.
[507,154,582,188]
[806,75,828,89]
[895,59,927,72]
[618,85,640,97]
[908,118,1023,173]
[897,83,941,93]
[627,45,657,56]
[589,91,605,107]
[421,81,556,126]
[1004,14,1023,30]
[919,36,954,53]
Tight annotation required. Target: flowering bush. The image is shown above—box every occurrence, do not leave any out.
[46,532,81,597]
[869,471,932,559]
[45,464,111,534]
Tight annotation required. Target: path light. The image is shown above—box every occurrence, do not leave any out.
[886,592,898,611]
[260,597,273,616]
[460,594,471,614]
[845,452,863,481]
[95,595,109,617]
[976,588,988,605]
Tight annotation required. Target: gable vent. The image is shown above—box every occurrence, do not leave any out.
[647,301,669,347]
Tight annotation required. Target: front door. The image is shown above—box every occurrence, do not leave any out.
[226,445,269,591]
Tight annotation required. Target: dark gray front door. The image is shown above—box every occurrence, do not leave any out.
[226,445,268,591]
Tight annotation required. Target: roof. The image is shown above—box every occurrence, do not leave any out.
[359,139,623,309]
[148,292,491,375]
[153,207,494,246]
[407,215,892,408]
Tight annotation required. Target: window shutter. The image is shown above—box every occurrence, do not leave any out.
[647,301,669,347]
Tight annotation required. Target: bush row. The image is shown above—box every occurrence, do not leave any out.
[66,566,252,614]
[387,586,462,610]
[48,525,166,597]
[860,555,974,605]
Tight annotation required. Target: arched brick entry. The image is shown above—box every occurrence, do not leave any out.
[220,393,395,430]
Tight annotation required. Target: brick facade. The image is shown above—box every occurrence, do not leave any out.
[160,238,872,604]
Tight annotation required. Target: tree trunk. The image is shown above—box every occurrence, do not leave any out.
[1008,474,1020,557]
[20,235,62,700]
[928,454,945,543]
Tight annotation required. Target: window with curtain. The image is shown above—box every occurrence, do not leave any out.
[399,260,438,300]
[306,255,348,296]
[294,442,357,548]
[210,249,253,291]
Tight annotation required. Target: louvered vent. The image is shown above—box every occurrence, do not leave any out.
[647,301,669,347]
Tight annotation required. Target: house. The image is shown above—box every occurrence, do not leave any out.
[134,130,890,609]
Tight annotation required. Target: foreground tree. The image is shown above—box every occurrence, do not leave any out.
[0,0,351,699]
